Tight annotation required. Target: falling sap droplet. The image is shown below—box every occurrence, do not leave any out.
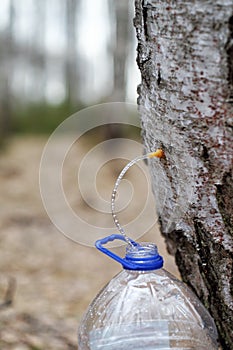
[111,149,165,246]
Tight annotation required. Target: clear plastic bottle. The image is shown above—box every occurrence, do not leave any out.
[78,235,218,350]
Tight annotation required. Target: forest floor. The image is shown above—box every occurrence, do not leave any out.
[0,136,179,349]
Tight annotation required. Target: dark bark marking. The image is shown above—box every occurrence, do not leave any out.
[200,144,209,161]
[226,15,233,103]
[157,68,161,85]
[216,171,233,238]
[142,0,148,38]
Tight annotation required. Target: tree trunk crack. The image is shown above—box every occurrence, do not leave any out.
[225,15,233,103]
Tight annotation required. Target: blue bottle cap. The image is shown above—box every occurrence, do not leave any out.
[95,234,164,271]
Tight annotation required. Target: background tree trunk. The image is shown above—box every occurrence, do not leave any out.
[134,1,233,349]
[0,0,15,142]
[65,0,79,107]
[31,0,46,102]
[108,0,133,102]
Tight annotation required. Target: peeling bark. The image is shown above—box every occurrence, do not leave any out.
[134,1,233,348]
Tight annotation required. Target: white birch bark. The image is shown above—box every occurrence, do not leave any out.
[135,1,233,348]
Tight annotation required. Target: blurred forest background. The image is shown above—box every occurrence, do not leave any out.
[0,0,138,139]
[0,1,178,349]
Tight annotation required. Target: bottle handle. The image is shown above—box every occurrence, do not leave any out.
[95,234,140,270]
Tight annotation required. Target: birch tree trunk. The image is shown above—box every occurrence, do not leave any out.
[134,1,233,348]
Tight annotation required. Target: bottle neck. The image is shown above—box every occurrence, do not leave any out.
[124,243,163,271]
